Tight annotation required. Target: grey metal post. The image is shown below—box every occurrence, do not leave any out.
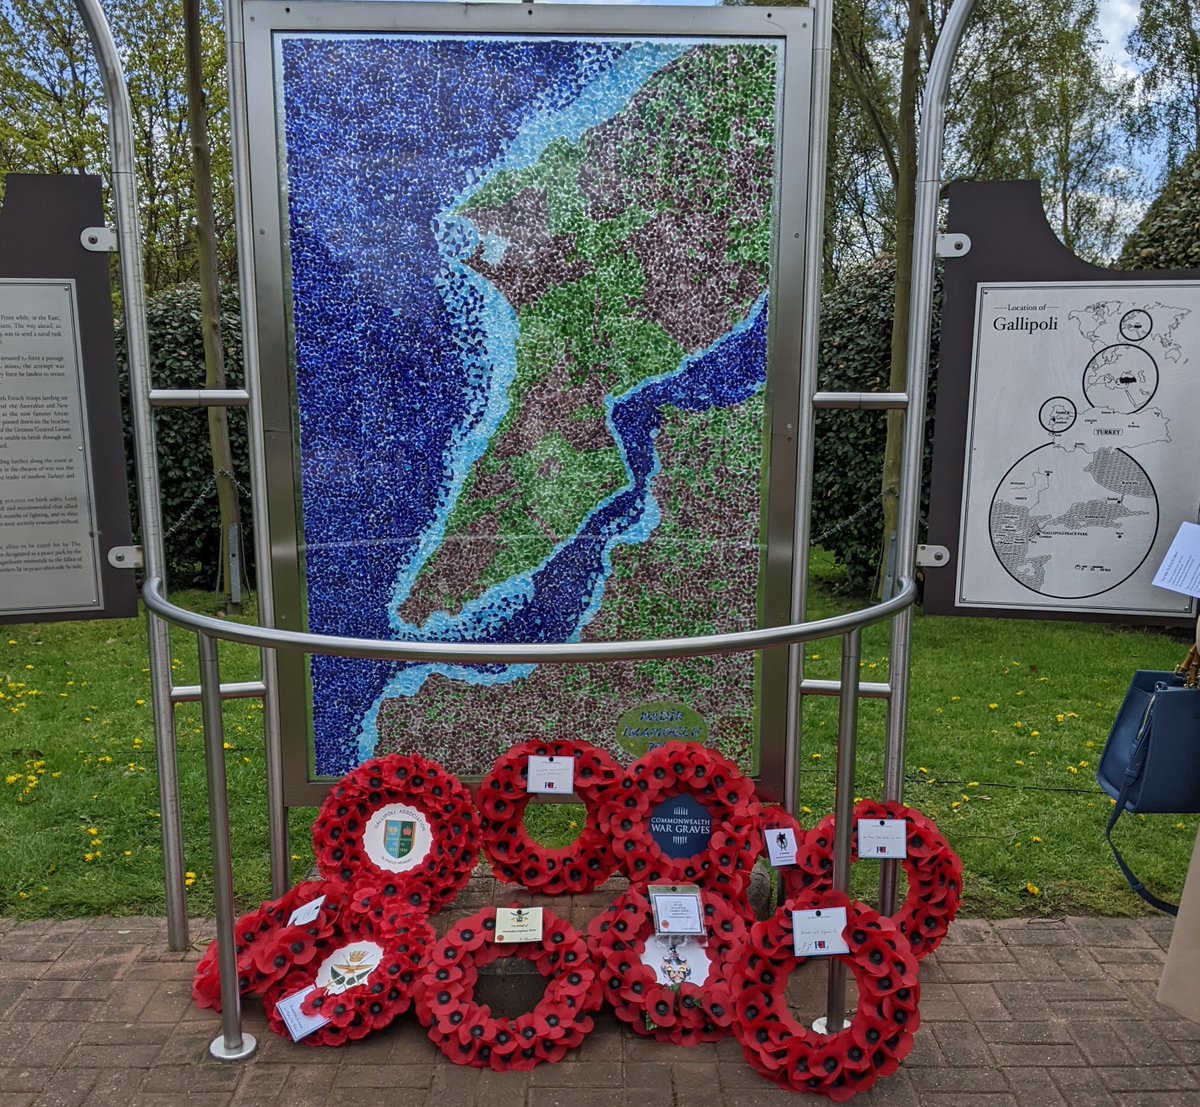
[199,631,257,1062]
[824,626,861,1034]
[784,0,833,818]
[223,0,290,896]
[880,0,980,915]
[72,0,190,949]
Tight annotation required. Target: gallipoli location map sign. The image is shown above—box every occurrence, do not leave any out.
[245,4,812,800]
[957,281,1199,616]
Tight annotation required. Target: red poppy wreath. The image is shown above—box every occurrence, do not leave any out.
[587,887,746,1044]
[192,878,347,1012]
[787,799,963,959]
[311,752,480,912]
[261,903,433,1047]
[414,905,602,1071]
[478,738,620,894]
[601,741,763,901]
[731,891,921,1101]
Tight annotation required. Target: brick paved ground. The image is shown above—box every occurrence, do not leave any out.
[0,893,1196,1107]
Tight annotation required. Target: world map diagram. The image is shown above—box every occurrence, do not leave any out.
[988,300,1189,598]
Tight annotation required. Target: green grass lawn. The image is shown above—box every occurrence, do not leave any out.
[1,574,1195,920]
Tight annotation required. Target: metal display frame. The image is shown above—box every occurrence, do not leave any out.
[241,1,814,805]
[68,0,985,1061]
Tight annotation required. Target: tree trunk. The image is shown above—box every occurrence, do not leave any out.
[184,0,242,611]
[877,0,926,598]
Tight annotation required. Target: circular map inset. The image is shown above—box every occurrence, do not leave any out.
[1119,309,1153,342]
[989,444,1158,598]
[1038,396,1077,435]
[1082,344,1158,413]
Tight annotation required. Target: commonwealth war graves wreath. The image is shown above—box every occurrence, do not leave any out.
[478,737,620,894]
[788,799,963,959]
[414,905,602,1070]
[602,741,762,900]
[311,752,479,912]
[731,891,921,1101]
[587,887,746,1044]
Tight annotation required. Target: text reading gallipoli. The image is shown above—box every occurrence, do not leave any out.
[993,310,1060,333]
[620,710,704,741]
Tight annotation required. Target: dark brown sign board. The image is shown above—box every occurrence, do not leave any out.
[0,174,136,624]
[925,180,1199,627]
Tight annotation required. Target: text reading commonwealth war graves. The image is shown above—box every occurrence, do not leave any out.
[0,280,103,617]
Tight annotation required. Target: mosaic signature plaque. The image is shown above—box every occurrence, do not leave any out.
[245,4,812,801]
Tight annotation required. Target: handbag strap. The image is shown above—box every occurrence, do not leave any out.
[1104,691,1180,912]
[1105,803,1178,916]
[1178,643,1199,689]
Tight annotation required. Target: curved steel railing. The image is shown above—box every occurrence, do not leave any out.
[143,574,916,1057]
[143,575,915,661]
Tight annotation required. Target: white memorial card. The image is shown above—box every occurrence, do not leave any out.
[1152,522,1200,599]
[649,884,705,936]
[527,755,574,794]
[495,906,544,943]
[286,894,327,928]
[857,818,908,859]
[791,906,850,957]
[276,985,331,1040]
[764,825,799,867]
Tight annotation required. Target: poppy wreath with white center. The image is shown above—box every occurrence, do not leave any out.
[601,741,763,897]
[261,905,433,1047]
[414,905,602,1070]
[311,752,480,912]
[787,799,963,959]
[192,878,347,1012]
[731,891,921,1101]
[478,738,620,894]
[586,887,746,1045]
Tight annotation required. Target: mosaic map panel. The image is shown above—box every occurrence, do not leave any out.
[277,33,782,777]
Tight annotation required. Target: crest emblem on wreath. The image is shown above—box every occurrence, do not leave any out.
[326,948,378,994]
[383,818,416,860]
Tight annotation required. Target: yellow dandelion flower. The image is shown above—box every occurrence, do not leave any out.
[1084,740,1095,749]
[918,766,929,775]
[1067,766,1079,775]
[1026,882,1040,896]
[87,827,99,836]
[135,699,145,706]
[1013,721,1024,729]
[1055,713,1065,724]
[950,801,961,809]
[1015,760,1025,766]
[950,695,961,702]
[1177,823,1187,830]
[1066,712,1079,719]
[1030,836,1043,843]
[123,850,132,857]
[1030,730,1040,738]
[223,741,234,751]
[83,853,94,862]
[17,891,28,900]
[967,781,979,788]
[800,806,812,816]
[810,752,822,761]
[988,703,998,711]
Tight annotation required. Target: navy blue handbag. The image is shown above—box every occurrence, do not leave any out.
[1098,650,1200,915]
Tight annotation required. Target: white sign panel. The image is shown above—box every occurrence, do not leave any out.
[958,281,1200,616]
[0,279,103,617]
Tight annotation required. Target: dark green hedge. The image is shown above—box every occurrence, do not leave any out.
[116,284,253,589]
[812,259,941,594]
[1118,147,1200,271]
